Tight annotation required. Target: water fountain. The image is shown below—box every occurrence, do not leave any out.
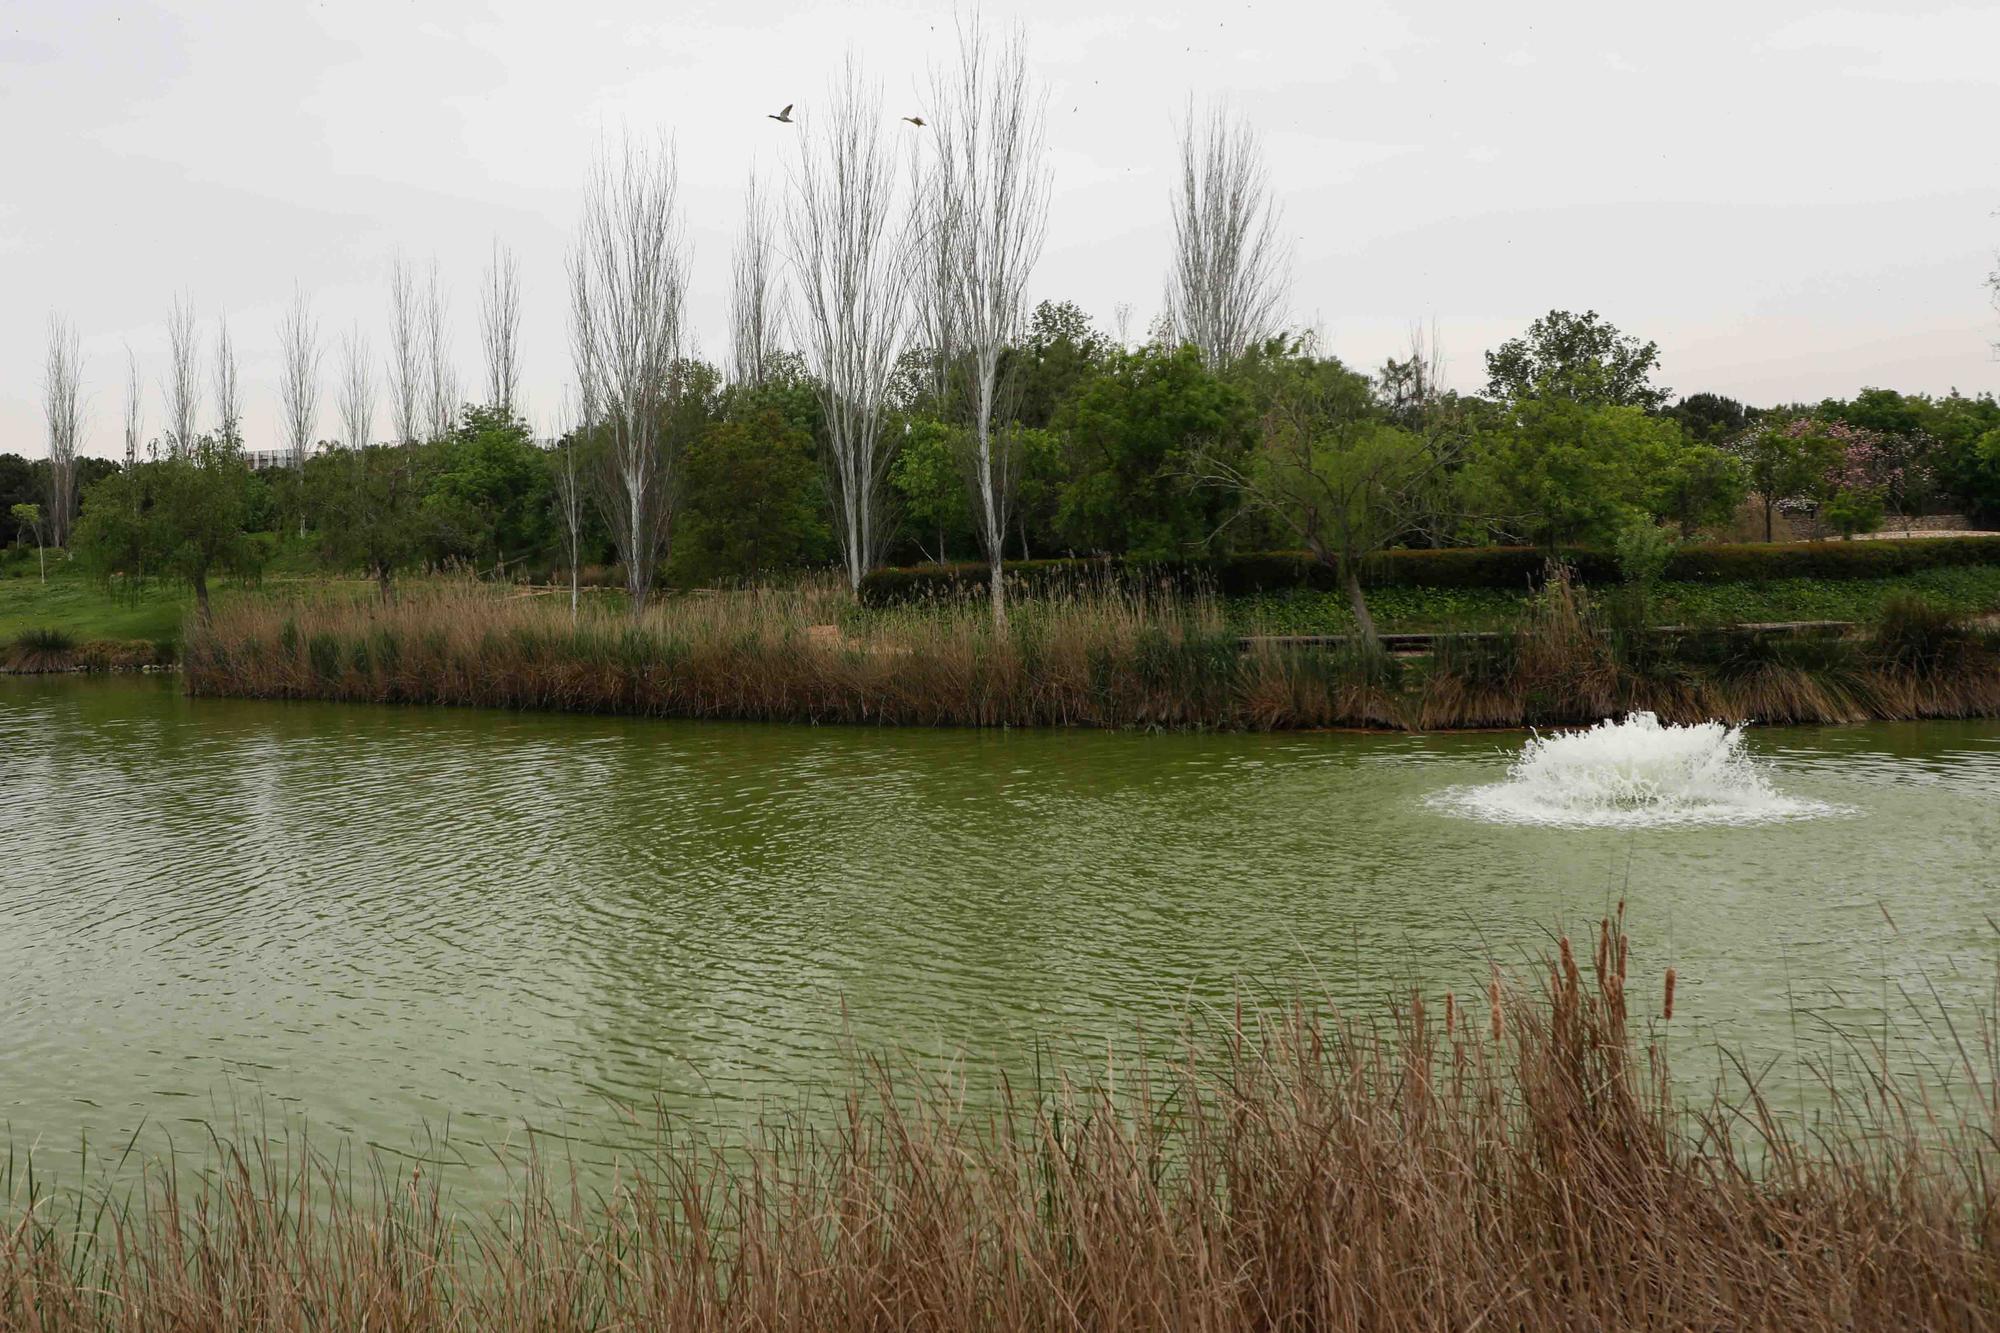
[1437,711,1838,829]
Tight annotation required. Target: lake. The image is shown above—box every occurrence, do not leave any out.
[4,674,1997,1189]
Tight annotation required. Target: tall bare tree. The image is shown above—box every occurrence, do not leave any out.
[480,240,522,415]
[925,20,1050,628]
[337,326,375,451]
[787,59,909,591]
[422,259,457,440]
[904,151,959,411]
[163,296,202,458]
[1164,102,1290,369]
[277,286,323,476]
[212,315,242,446]
[728,175,787,386]
[42,315,84,548]
[386,256,422,445]
[569,134,689,613]
[123,344,143,468]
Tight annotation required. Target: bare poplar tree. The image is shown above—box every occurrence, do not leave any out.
[786,58,909,592]
[212,315,242,446]
[926,20,1050,628]
[386,256,423,445]
[422,259,457,440]
[162,296,202,458]
[904,153,959,410]
[277,286,323,475]
[479,240,521,415]
[569,134,688,613]
[123,344,144,467]
[42,315,83,548]
[1163,102,1291,369]
[728,175,787,386]
[337,325,375,451]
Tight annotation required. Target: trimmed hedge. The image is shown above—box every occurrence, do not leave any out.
[858,538,2000,606]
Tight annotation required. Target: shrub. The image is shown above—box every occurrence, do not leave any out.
[859,537,2000,605]
[13,626,74,654]
[1870,594,1987,677]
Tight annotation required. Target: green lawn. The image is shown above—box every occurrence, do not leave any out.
[0,558,189,644]
[1227,565,2000,635]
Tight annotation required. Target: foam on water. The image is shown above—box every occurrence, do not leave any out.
[1435,711,1839,828]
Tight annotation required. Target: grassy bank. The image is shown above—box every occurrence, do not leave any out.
[183,576,2000,730]
[6,923,2000,1329]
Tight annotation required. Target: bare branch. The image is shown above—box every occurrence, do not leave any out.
[123,343,143,468]
[212,314,241,446]
[1164,102,1291,369]
[42,314,84,547]
[162,295,202,458]
[277,286,323,472]
[729,175,788,386]
[337,325,375,451]
[569,133,689,613]
[926,17,1050,627]
[386,256,422,445]
[479,240,522,415]
[422,259,457,440]
[785,57,909,591]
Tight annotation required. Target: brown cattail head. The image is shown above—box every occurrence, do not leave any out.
[1594,918,1610,988]
[1663,967,1678,1022]
[1617,933,1629,985]
[1444,990,1456,1038]
[1559,936,1579,994]
[1489,966,1504,1043]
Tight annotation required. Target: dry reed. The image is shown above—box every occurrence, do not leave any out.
[6,918,2000,1330]
[181,574,2000,731]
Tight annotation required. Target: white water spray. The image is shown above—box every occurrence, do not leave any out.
[1436,712,1837,828]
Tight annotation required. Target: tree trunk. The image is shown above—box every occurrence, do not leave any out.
[1343,562,1380,652]
[1762,497,1774,543]
[35,540,44,583]
[193,570,212,623]
[377,564,394,602]
[990,554,1008,633]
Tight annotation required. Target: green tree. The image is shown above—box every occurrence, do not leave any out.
[1729,418,1844,542]
[1465,399,1690,547]
[313,446,431,598]
[1193,345,1460,646]
[9,503,45,581]
[670,407,829,585]
[1484,310,1669,410]
[1056,344,1254,557]
[1009,300,1113,430]
[889,418,976,565]
[1650,442,1746,538]
[422,405,552,572]
[1668,392,1755,445]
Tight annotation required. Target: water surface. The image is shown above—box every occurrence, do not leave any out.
[4,676,1997,1185]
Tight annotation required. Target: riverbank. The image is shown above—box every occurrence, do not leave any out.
[179,577,2000,730]
[5,929,1997,1331]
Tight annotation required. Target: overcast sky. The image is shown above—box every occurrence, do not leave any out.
[3,0,1997,459]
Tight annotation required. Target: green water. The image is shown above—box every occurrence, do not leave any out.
[4,675,1998,1187]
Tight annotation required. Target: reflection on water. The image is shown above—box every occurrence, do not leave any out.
[3,676,1998,1189]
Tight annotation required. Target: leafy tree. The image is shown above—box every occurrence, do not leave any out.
[1668,392,1755,446]
[10,503,45,581]
[1192,344,1461,646]
[423,405,552,572]
[1728,418,1844,542]
[1465,399,1690,547]
[1484,310,1669,410]
[1650,443,1746,538]
[1822,486,1885,539]
[670,407,829,585]
[76,436,258,618]
[1009,300,1113,430]
[313,446,431,597]
[1056,344,1254,557]
[889,418,976,564]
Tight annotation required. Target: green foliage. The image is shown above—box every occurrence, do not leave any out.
[669,407,830,585]
[1056,344,1254,557]
[1612,516,1674,587]
[888,417,976,563]
[14,626,74,653]
[1668,392,1756,445]
[73,436,259,615]
[310,445,432,591]
[1483,310,1669,410]
[421,406,554,570]
[1464,399,1695,546]
[1821,487,1886,539]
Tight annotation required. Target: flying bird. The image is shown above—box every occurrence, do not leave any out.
[902,116,926,127]
[768,104,794,123]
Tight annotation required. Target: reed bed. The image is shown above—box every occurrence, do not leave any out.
[6,918,2000,1330]
[182,574,2000,730]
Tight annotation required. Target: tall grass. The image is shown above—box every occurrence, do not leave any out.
[182,575,2000,730]
[7,919,2000,1329]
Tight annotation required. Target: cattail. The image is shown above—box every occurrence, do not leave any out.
[1616,933,1628,985]
[1444,990,1456,1038]
[1663,967,1677,1021]
[1489,966,1504,1042]
[1559,935,1579,994]
[1594,918,1609,988]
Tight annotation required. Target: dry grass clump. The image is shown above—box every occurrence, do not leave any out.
[5,915,2000,1330]
[182,573,2000,731]
[2,630,167,674]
